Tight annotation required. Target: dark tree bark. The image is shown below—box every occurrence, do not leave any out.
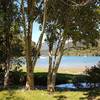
[3,0,11,88]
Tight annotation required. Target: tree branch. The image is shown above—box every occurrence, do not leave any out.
[60,0,93,7]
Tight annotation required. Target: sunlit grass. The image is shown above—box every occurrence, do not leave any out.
[21,66,85,74]
[0,89,100,100]
[0,89,97,100]
[20,67,48,73]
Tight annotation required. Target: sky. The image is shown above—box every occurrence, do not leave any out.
[32,22,46,43]
[32,22,41,43]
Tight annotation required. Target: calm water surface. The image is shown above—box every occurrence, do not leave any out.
[36,56,100,68]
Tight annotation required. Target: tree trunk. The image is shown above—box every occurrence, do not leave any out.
[47,49,53,91]
[24,0,36,90]
[4,36,11,88]
[51,72,56,92]
[47,71,56,92]
[25,37,34,90]
[21,0,47,90]
[4,64,10,88]
[3,0,11,89]
[20,0,33,90]
[25,20,34,90]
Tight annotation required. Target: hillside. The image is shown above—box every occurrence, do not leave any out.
[40,41,100,56]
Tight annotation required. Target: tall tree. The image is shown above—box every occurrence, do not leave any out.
[0,0,23,88]
[20,0,47,90]
[44,0,100,92]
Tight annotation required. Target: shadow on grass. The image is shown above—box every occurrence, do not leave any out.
[80,89,100,100]
[54,88,100,100]
[54,95,67,100]
[2,89,24,100]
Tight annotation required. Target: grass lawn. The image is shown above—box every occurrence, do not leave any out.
[21,66,86,74]
[1,66,99,100]
[0,89,100,100]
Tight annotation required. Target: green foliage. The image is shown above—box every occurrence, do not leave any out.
[0,0,24,64]
[85,61,100,85]
[43,0,100,48]
[74,3,100,47]
[45,23,60,49]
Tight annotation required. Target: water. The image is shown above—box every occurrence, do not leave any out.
[56,83,76,89]
[56,83,100,90]
[36,56,100,68]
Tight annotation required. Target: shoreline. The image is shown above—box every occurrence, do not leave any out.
[33,66,86,74]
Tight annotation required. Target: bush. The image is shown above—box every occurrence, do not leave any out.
[85,61,100,88]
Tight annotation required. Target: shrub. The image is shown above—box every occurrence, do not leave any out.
[85,61,100,88]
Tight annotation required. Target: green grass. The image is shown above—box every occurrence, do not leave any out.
[0,70,100,100]
[0,89,100,100]
[1,64,99,100]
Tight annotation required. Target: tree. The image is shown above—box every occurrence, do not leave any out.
[43,0,100,92]
[20,0,47,90]
[0,0,23,88]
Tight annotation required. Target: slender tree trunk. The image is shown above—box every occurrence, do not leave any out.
[51,71,56,91]
[4,35,11,88]
[4,63,10,88]
[47,48,53,91]
[20,0,33,90]
[25,19,34,90]
[47,68,57,92]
